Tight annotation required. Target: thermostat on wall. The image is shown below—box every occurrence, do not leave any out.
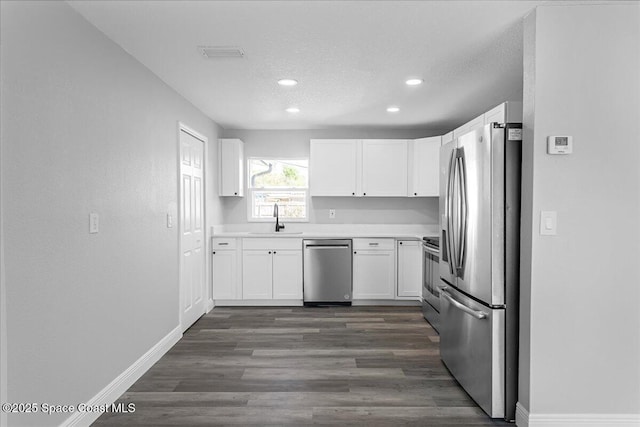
[547,136,573,154]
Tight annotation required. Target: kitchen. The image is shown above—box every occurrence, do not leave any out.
[1,1,639,427]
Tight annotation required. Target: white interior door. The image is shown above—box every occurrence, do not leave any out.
[180,129,205,331]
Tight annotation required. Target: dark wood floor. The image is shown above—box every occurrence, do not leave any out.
[94,306,510,426]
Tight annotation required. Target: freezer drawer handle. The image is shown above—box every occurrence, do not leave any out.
[441,289,487,320]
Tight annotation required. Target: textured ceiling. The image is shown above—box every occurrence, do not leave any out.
[68,0,546,131]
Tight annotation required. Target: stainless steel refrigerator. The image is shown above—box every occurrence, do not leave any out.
[439,122,522,421]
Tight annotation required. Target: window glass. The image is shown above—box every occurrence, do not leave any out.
[248,158,308,221]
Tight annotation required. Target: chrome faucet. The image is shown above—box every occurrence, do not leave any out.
[273,203,285,232]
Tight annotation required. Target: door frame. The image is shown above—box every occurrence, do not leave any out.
[1,128,7,427]
[177,122,210,331]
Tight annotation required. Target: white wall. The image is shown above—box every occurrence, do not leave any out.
[0,2,221,426]
[519,3,640,424]
[220,129,442,225]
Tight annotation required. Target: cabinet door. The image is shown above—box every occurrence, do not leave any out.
[353,250,395,299]
[213,250,238,299]
[219,139,244,196]
[272,250,303,299]
[242,250,273,299]
[361,140,408,196]
[310,139,358,196]
[442,132,454,145]
[453,114,484,139]
[484,101,522,125]
[484,103,505,125]
[397,241,422,298]
[409,137,440,197]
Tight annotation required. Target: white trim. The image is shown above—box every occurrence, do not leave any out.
[516,402,530,427]
[207,298,215,313]
[0,122,7,427]
[60,326,182,427]
[212,299,422,307]
[246,157,310,223]
[352,299,420,306]
[214,299,303,307]
[515,403,640,427]
[177,122,209,332]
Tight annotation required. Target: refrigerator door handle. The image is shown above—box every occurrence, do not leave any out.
[441,289,487,320]
[445,149,457,276]
[456,149,468,276]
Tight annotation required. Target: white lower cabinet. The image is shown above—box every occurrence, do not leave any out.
[212,238,240,300]
[352,238,395,299]
[397,240,422,298]
[242,238,302,300]
[272,250,303,299]
[242,250,273,299]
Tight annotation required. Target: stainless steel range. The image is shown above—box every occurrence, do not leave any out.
[421,236,441,332]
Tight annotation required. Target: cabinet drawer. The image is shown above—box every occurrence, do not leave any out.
[212,237,237,250]
[243,238,302,251]
[353,238,395,250]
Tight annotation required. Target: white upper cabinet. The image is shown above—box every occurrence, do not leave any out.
[219,138,244,197]
[442,132,454,145]
[361,139,408,197]
[310,138,440,198]
[484,101,523,125]
[453,101,523,139]
[310,139,358,196]
[408,136,441,197]
[453,113,484,139]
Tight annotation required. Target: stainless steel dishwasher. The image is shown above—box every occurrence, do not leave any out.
[303,239,352,305]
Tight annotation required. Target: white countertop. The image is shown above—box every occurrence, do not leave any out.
[212,224,439,240]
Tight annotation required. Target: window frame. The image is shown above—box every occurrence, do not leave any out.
[246,157,310,223]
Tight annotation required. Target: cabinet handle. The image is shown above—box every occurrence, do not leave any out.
[354,251,357,254]
[234,192,238,195]
[268,251,272,254]
[363,193,366,196]
[273,251,277,254]
[399,242,403,245]
[212,251,216,255]
[352,192,355,195]
[414,192,417,196]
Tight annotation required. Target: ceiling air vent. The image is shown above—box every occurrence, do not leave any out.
[198,46,244,59]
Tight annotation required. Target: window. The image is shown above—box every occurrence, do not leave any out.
[248,158,309,222]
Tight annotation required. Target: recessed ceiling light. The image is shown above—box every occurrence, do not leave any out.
[387,106,400,113]
[405,78,423,86]
[278,79,298,86]
[286,107,300,113]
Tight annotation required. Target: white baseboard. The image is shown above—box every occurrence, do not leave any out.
[214,299,303,306]
[206,298,215,312]
[352,299,420,306]
[516,402,640,427]
[60,326,182,427]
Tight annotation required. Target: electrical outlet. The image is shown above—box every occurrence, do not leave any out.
[329,209,336,219]
[89,213,99,234]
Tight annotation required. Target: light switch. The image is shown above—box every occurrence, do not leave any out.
[89,213,99,234]
[540,211,557,236]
